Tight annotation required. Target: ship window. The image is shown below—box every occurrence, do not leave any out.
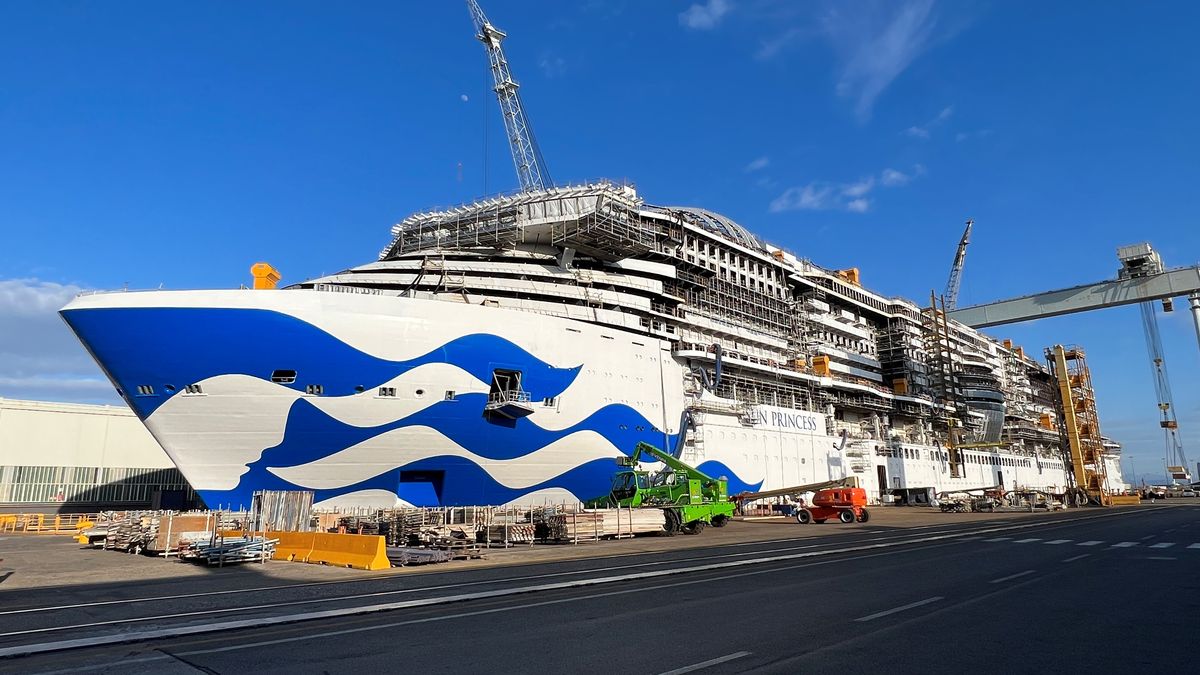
[355,385,365,393]
[271,369,297,384]
[543,396,557,407]
[445,390,456,400]
[135,385,155,396]
[379,387,397,397]
[163,384,176,393]
[305,384,323,395]
[185,384,204,394]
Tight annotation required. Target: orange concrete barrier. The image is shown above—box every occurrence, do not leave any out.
[265,531,390,571]
[269,530,317,564]
[1109,495,1142,506]
[309,532,390,570]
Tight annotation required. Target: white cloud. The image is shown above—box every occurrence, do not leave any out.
[460,94,469,103]
[881,168,910,186]
[771,165,923,213]
[903,104,954,139]
[680,0,732,30]
[0,278,118,404]
[744,156,770,172]
[769,183,835,212]
[823,0,940,120]
[537,52,567,78]
[955,128,993,142]
[841,178,874,198]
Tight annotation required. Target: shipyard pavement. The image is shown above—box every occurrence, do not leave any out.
[1,503,1197,673]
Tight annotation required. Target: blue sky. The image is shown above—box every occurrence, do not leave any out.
[2,1,1198,483]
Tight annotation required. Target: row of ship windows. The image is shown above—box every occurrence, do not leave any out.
[132,384,203,396]
[136,380,560,407]
[890,447,1039,469]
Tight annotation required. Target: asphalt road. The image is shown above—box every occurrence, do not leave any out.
[4,504,1198,674]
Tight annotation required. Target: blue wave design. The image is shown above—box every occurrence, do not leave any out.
[60,307,581,417]
[260,394,677,464]
[198,456,762,510]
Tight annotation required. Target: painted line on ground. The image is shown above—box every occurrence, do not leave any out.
[1044,539,1071,545]
[0,507,1156,659]
[1061,554,1090,563]
[1078,540,1103,546]
[1144,556,1176,561]
[984,537,1010,542]
[1188,543,1200,550]
[989,570,1036,584]
[1012,538,1041,544]
[1149,543,1175,549]
[1139,535,1155,540]
[853,596,943,622]
[1112,542,1137,548]
[658,651,752,675]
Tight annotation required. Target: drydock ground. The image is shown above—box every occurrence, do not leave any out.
[1,503,1198,674]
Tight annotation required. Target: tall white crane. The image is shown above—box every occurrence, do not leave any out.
[1118,243,1190,483]
[943,218,973,311]
[466,0,552,193]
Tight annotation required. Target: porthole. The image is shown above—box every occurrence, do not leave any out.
[415,389,425,398]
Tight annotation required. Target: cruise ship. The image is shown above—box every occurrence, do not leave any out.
[61,181,1127,509]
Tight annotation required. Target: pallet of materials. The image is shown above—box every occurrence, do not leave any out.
[386,547,453,566]
[178,536,278,566]
[541,508,666,542]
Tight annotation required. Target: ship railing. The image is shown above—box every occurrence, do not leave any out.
[488,389,532,405]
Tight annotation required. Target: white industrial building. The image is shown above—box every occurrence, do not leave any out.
[0,397,194,511]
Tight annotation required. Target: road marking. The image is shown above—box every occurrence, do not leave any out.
[1013,538,1041,543]
[984,537,1010,542]
[0,508,1159,658]
[989,570,1037,584]
[1112,542,1138,548]
[1061,554,1090,563]
[1078,540,1103,546]
[1139,535,1155,540]
[1144,556,1176,561]
[1149,543,1175,549]
[1188,543,1200,550]
[854,596,944,622]
[959,536,983,541]
[1044,539,1071,545]
[658,651,752,675]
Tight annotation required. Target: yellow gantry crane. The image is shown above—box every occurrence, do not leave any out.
[1047,345,1140,506]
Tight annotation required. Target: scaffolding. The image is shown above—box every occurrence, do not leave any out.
[379,182,660,261]
[1046,344,1112,504]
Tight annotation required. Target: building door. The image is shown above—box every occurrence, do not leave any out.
[997,470,1004,488]
[876,465,887,497]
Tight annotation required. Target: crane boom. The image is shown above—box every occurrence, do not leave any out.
[943,218,973,310]
[466,0,552,193]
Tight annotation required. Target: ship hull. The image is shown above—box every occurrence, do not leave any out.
[61,290,756,508]
[61,289,1096,509]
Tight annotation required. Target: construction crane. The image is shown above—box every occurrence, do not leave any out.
[466,0,552,193]
[1117,244,1190,483]
[943,218,973,311]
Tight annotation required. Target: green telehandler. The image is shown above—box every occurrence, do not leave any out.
[587,441,736,535]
